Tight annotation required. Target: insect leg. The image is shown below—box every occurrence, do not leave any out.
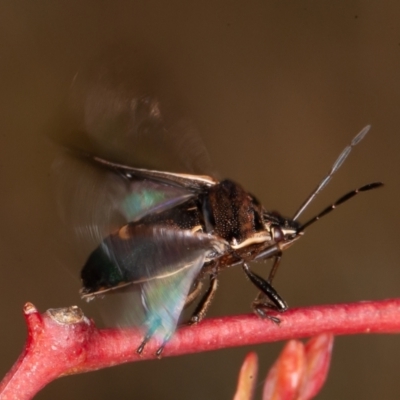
[137,329,155,354]
[267,254,282,284]
[184,279,204,309]
[138,319,172,356]
[253,254,282,306]
[147,277,218,355]
[155,332,173,357]
[242,263,287,323]
[189,275,219,325]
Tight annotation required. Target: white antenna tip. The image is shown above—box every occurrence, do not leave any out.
[352,125,371,146]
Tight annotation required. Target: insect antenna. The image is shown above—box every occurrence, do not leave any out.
[292,125,372,221]
[299,181,383,231]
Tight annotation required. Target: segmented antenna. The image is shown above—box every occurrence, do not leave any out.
[292,125,371,221]
[299,181,383,231]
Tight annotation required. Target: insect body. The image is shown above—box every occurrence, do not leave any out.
[78,126,382,354]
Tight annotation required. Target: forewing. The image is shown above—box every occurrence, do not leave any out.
[140,254,206,340]
[82,226,227,339]
[92,155,217,190]
[54,153,196,253]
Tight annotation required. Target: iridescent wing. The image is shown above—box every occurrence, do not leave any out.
[53,61,224,345]
[54,150,216,255]
[81,225,227,341]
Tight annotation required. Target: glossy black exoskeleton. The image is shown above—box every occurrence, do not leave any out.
[75,124,382,355]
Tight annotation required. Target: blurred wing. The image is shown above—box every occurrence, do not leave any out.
[55,59,216,177]
[53,60,218,253]
[81,226,228,339]
[140,254,204,340]
[53,153,199,253]
[93,255,206,341]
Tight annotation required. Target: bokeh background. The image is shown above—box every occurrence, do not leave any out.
[1,1,399,399]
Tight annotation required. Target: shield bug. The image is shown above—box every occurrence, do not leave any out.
[56,72,382,355]
[73,124,381,355]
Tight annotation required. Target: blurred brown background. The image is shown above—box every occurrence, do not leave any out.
[0,1,399,399]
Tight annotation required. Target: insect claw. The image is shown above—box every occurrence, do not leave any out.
[136,341,146,355]
[188,316,199,325]
[269,315,282,325]
[137,331,153,354]
[155,346,165,357]
[253,301,283,324]
[254,308,282,324]
[156,332,173,357]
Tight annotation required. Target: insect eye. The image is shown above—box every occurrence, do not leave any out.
[271,225,284,243]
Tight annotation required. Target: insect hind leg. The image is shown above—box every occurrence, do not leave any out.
[267,255,282,284]
[183,279,204,309]
[189,275,218,325]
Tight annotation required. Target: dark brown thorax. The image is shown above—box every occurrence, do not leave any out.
[203,180,265,245]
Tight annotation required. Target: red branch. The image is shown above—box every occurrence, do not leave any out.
[1,298,400,399]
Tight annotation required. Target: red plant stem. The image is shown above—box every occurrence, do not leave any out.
[1,298,400,399]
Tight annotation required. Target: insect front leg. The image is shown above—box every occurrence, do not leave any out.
[267,254,282,284]
[189,274,219,325]
[252,254,284,311]
[242,262,287,323]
